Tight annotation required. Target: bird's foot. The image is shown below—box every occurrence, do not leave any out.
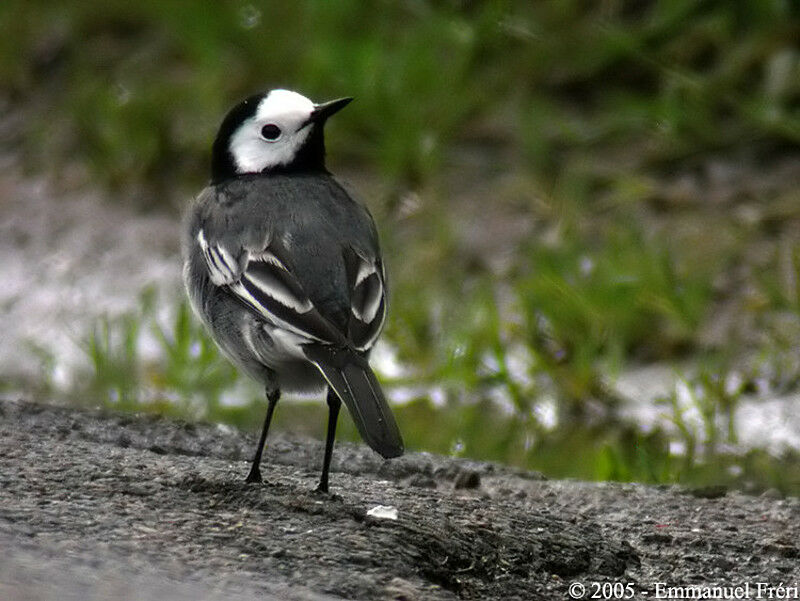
[311,487,342,502]
[245,466,263,484]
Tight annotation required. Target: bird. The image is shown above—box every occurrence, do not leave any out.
[182,89,404,492]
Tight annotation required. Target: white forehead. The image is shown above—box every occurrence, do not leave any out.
[227,89,316,174]
[255,89,315,122]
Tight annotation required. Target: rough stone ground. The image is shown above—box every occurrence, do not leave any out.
[0,399,797,601]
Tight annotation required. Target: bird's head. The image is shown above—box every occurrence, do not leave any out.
[211,89,352,183]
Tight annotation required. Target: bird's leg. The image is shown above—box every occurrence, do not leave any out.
[316,388,341,493]
[245,387,280,484]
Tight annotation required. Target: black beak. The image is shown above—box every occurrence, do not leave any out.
[307,97,353,125]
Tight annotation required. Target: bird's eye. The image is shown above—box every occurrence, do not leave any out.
[261,124,282,141]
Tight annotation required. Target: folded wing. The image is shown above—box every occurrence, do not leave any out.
[342,247,387,352]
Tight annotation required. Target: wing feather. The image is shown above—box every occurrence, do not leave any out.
[343,248,387,351]
[197,227,346,347]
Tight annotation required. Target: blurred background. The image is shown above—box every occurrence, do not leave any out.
[1,0,798,494]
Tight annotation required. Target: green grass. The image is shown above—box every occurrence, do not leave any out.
[4,1,800,493]
[80,289,244,416]
[2,1,797,194]
[69,292,800,495]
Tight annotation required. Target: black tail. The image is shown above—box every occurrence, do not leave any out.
[303,345,404,459]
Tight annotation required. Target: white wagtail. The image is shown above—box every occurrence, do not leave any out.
[183,89,404,492]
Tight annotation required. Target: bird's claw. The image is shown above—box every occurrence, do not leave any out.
[245,467,263,484]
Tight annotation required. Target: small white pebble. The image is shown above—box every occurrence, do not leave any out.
[215,423,235,435]
[366,505,398,520]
